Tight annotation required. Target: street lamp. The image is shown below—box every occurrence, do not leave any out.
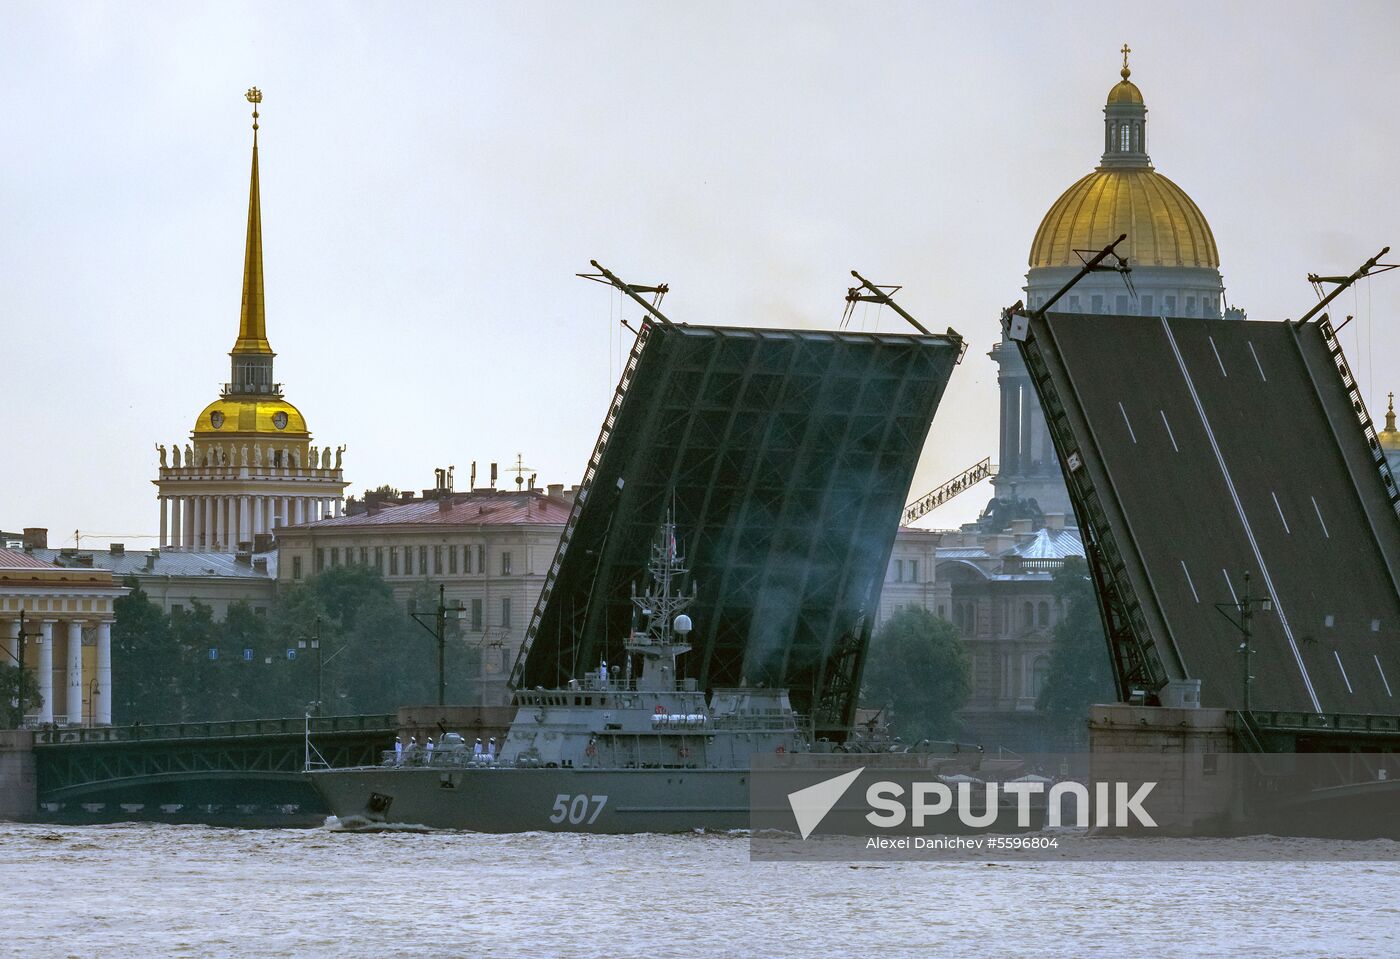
[409,584,466,706]
[296,616,345,718]
[2,610,43,729]
[1214,571,1273,714]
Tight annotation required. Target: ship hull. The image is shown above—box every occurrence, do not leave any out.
[311,766,753,833]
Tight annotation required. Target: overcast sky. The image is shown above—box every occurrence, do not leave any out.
[3,1,1398,548]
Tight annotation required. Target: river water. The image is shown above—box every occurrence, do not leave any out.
[3,822,1397,958]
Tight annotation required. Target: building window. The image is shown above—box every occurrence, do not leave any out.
[1141,294,1153,315]
[1037,601,1050,627]
[1186,295,1197,316]
[405,548,414,576]
[390,547,399,576]
[331,547,340,567]
[501,597,512,629]
[1119,124,1131,151]
[316,548,326,572]
[375,547,383,572]
[501,551,512,576]
[448,547,458,575]
[892,559,903,582]
[433,546,443,575]
[476,545,485,574]
[1022,601,1033,628]
[471,598,483,631]
[907,560,918,583]
[1165,295,1177,315]
[292,556,303,580]
[1032,655,1051,699]
[1091,294,1104,313]
[418,546,427,576]
[1116,295,1129,313]
[1068,294,1081,311]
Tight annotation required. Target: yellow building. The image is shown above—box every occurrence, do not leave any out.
[2,545,126,727]
[154,89,347,552]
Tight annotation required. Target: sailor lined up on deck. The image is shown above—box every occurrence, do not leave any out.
[394,736,404,763]
[599,661,608,687]
[487,737,496,760]
[425,737,435,759]
[473,737,483,758]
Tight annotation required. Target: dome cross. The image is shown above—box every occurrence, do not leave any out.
[1120,43,1131,79]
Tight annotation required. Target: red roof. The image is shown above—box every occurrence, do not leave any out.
[0,548,62,570]
[289,490,573,530]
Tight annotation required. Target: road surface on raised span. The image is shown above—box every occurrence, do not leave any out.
[1040,312,1400,714]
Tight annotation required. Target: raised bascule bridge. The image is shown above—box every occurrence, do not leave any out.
[512,265,965,743]
[1006,245,1400,752]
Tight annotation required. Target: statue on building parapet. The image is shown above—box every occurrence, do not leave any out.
[157,444,168,468]
[310,445,318,468]
[253,444,263,467]
[185,443,194,465]
[322,446,332,469]
[240,444,249,467]
[171,444,181,467]
[291,447,301,468]
[335,445,344,469]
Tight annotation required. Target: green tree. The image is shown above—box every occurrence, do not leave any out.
[0,661,41,729]
[862,607,971,742]
[111,576,183,724]
[1036,557,1116,742]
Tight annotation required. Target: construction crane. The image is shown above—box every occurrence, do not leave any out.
[902,457,994,526]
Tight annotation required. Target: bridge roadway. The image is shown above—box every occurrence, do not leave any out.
[33,714,394,818]
[1031,312,1400,715]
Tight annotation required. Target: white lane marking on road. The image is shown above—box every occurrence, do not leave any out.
[1209,335,1228,377]
[1222,568,1239,606]
[1160,410,1180,452]
[1311,496,1330,539]
[1377,656,1394,698]
[1334,650,1353,694]
[1271,491,1291,534]
[1248,341,1268,382]
[1162,316,1322,713]
[1119,401,1138,444]
[1181,561,1199,603]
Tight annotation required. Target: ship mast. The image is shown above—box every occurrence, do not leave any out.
[626,506,698,691]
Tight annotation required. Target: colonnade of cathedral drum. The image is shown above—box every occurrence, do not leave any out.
[155,442,346,551]
[156,491,342,551]
[5,617,112,726]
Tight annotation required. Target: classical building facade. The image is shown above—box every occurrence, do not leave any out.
[275,485,574,704]
[991,49,1232,515]
[2,547,126,727]
[154,89,347,552]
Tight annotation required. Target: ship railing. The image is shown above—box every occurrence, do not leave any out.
[383,749,501,768]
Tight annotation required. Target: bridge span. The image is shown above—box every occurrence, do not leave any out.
[31,714,395,824]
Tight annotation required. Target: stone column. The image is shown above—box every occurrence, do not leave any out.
[171,495,183,551]
[95,621,112,725]
[252,496,263,537]
[66,621,83,726]
[184,497,195,549]
[334,497,343,518]
[38,621,54,724]
[159,496,168,548]
[239,494,251,546]
[294,497,305,525]
[1019,380,1034,477]
[215,495,226,550]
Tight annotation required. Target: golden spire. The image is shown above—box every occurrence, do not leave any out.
[1387,392,1397,433]
[232,87,272,356]
[1120,42,1132,80]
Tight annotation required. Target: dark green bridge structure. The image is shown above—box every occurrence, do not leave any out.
[33,715,395,824]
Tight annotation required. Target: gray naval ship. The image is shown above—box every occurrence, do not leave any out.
[310,518,996,833]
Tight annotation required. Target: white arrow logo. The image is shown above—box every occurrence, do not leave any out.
[787,767,864,839]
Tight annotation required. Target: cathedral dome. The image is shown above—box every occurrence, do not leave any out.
[1029,48,1219,271]
[194,396,308,438]
[1029,169,1219,269]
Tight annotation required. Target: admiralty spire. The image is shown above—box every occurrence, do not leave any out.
[154,89,348,553]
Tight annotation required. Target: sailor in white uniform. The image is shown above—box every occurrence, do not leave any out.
[486,737,497,761]
[472,737,484,759]
[393,736,404,764]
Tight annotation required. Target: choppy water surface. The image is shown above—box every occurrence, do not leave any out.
[2,823,1397,958]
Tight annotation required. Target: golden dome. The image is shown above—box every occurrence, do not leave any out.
[1029,168,1220,270]
[194,396,308,437]
[1107,79,1144,105]
[1381,393,1400,452]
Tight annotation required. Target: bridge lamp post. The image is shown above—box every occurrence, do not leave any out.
[1214,571,1273,715]
[409,585,466,707]
[2,610,42,729]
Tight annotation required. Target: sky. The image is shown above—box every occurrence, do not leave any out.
[2,1,1398,548]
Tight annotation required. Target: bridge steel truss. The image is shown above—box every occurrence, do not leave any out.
[34,715,395,801]
[512,321,964,740]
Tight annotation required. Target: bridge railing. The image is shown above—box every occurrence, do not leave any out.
[33,713,396,746]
